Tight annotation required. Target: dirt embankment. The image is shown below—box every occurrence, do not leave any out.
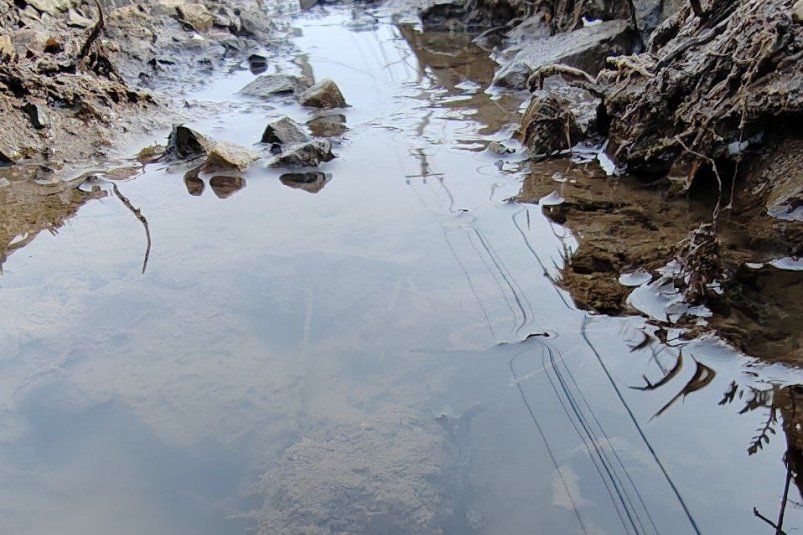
[0,0,274,170]
[422,0,803,362]
[0,0,278,269]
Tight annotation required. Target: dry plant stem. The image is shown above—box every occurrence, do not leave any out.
[78,0,105,62]
[112,184,152,274]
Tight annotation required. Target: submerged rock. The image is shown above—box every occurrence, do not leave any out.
[270,140,335,168]
[298,79,347,109]
[205,141,259,170]
[240,74,310,99]
[166,125,213,159]
[494,20,636,89]
[279,171,331,193]
[261,116,309,146]
[306,112,347,138]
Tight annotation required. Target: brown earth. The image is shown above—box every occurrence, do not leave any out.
[517,155,802,364]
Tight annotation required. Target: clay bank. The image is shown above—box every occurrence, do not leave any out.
[0,0,801,534]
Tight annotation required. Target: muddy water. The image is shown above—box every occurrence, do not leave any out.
[0,5,802,535]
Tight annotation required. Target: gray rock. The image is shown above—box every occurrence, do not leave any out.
[166,125,214,159]
[238,7,272,39]
[0,177,10,188]
[548,84,600,137]
[177,3,213,32]
[66,8,93,28]
[240,74,310,99]
[493,20,636,90]
[26,0,70,17]
[261,116,309,145]
[306,113,347,138]
[487,141,515,155]
[298,79,347,109]
[632,0,684,37]
[205,141,259,170]
[270,140,335,168]
[22,101,51,129]
[794,0,803,22]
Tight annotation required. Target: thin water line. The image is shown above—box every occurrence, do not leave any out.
[509,350,590,535]
[541,341,646,534]
[539,346,636,534]
[581,316,703,535]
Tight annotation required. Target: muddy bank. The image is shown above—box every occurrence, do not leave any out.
[517,160,802,364]
[0,0,276,172]
[418,0,803,362]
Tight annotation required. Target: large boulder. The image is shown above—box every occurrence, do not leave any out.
[494,20,637,89]
[298,79,347,109]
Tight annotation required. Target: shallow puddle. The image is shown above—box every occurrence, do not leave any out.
[0,5,801,535]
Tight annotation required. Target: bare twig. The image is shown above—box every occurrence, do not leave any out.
[78,0,104,62]
[112,184,152,274]
[526,64,596,91]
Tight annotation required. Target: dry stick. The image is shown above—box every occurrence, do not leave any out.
[112,184,152,274]
[77,0,104,62]
[753,507,788,535]
[526,64,596,91]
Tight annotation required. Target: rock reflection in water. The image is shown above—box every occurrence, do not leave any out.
[184,171,205,196]
[279,171,331,193]
[0,168,104,268]
[210,175,246,199]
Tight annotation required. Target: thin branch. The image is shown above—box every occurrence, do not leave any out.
[112,184,152,274]
[78,0,105,62]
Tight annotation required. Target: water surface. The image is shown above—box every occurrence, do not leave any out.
[0,5,801,534]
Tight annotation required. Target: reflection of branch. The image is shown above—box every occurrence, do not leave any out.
[631,353,683,392]
[651,360,715,420]
[719,381,738,406]
[112,184,151,274]
[753,505,788,534]
[748,407,777,455]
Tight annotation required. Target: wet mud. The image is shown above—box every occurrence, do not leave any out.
[517,158,803,364]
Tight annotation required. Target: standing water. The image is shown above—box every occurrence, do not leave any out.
[0,4,801,534]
